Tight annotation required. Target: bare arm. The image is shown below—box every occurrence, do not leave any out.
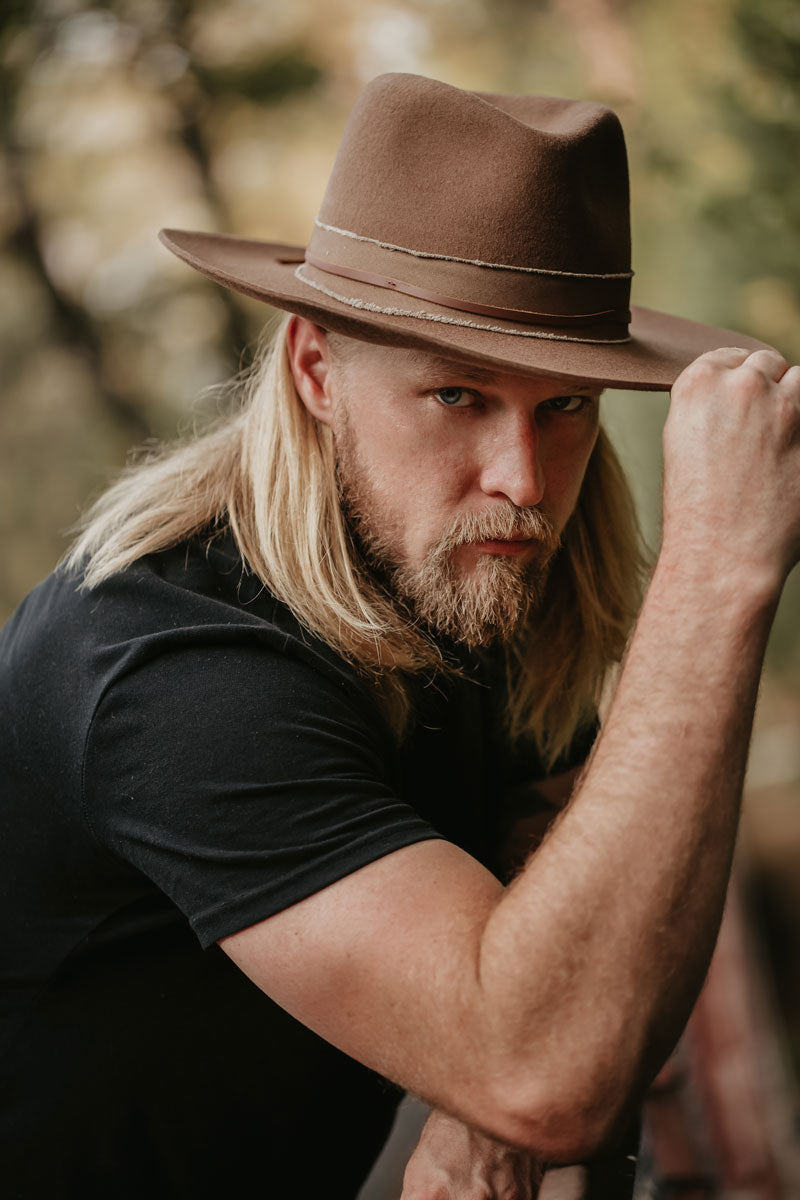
[222,347,800,1161]
[399,770,579,1200]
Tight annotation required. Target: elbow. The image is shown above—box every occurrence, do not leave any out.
[493,1106,619,1164]
[473,1071,633,1163]
[508,1103,628,1164]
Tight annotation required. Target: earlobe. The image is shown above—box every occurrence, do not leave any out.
[286,316,336,426]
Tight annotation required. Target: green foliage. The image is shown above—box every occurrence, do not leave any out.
[193,47,323,104]
[710,0,800,279]
[734,0,800,79]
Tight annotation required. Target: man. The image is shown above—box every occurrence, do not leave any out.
[1,72,798,1199]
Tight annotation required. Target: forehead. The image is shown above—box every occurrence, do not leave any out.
[333,335,597,393]
[405,350,596,391]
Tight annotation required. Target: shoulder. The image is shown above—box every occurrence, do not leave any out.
[80,528,390,755]
[65,529,376,709]
[2,532,391,793]
[77,529,390,750]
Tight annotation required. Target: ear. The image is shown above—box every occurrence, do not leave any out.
[286,316,337,426]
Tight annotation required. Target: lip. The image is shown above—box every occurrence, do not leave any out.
[472,537,535,556]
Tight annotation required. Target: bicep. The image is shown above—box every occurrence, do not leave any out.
[217,765,583,1098]
[220,837,504,1109]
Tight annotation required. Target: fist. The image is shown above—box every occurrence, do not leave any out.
[663,346,800,592]
[401,1108,541,1199]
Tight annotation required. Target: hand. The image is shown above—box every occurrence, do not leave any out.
[663,346,800,594]
[401,1108,541,1199]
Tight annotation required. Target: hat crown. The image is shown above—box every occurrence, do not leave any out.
[317,73,631,276]
[160,72,766,390]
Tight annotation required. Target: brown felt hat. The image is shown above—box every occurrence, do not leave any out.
[160,73,768,390]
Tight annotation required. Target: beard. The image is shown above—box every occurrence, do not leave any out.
[333,415,562,649]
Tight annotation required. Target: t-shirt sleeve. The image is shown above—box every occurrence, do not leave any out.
[82,638,443,948]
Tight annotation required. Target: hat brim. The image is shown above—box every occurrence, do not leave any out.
[160,229,772,391]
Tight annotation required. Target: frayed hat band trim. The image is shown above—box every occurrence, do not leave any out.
[303,252,630,330]
[304,222,631,337]
[314,219,634,280]
[294,265,632,345]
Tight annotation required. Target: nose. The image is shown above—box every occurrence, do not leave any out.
[478,412,546,509]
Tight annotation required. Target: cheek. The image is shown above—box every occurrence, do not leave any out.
[399,450,470,544]
[347,417,465,552]
[370,434,456,505]
[543,422,599,513]
[367,411,470,504]
[383,439,475,562]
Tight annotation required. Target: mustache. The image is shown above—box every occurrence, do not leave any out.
[434,504,560,556]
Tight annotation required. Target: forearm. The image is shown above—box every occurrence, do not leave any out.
[475,546,776,1146]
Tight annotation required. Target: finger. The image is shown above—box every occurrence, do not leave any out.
[701,346,752,366]
[776,362,800,394]
[740,347,791,382]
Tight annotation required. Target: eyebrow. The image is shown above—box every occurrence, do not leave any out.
[412,355,502,384]
[407,352,597,391]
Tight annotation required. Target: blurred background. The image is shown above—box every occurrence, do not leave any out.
[1,0,798,1176]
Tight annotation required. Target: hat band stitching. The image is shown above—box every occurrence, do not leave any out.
[303,252,629,327]
[295,265,632,345]
[315,218,634,281]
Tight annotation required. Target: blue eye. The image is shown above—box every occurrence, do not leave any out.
[545,395,589,412]
[435,387,471,407]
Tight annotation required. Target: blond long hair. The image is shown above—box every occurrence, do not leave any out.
[66,316,649,767]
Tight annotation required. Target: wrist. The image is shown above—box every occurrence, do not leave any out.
[654,534,781,625]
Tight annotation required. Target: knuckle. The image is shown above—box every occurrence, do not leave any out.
[672,358,715,396]
[734,363,770,397]
[688,354,718,377]
[780,363,800,392]
[685,362,713,386]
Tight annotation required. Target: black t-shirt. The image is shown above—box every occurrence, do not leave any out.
[0,532,593,1198]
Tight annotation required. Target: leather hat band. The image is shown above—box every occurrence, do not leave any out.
[303,251,630,329]
[300,221,632,340]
